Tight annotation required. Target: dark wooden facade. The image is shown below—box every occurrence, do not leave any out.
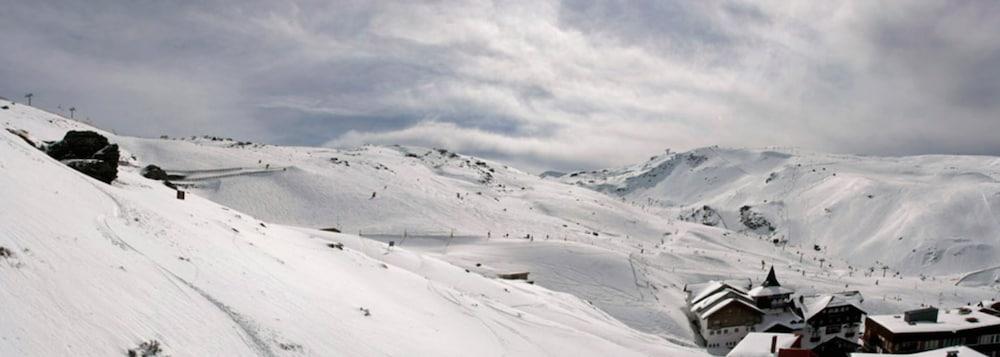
[807,304,865,337]
[755,293,793,310]
[812,336,860,357]
[706,302,764,329]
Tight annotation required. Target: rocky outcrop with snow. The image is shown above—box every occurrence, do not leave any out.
[39,130,120,184]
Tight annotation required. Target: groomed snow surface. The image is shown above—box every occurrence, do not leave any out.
[4,101,1000,356]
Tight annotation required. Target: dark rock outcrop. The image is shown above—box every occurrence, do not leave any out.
[739,205,775,233]
[683,205,723,227]
[141,165,169,180]
[45,131,119,184]
[46,131,110,159]
[63,159,118,184]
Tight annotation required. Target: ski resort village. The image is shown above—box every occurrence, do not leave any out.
[4,2,1000,356]
[687,267,1000,356]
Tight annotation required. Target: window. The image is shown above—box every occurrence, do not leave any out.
[979,334,1000,345]
[924,340,939,350]
[826,324,842,334]
[898,341,918,352]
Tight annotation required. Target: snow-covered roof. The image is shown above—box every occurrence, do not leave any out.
[868,307,1000,334]
[701,298,764,320]
[757,311,805,332]
[692,289,754,314]
[851,345,986,357]
[977,300,1000,313]
[726,332,799,357]
[796,291,865,321]
[748,285,794,298]
[689,280,748,305]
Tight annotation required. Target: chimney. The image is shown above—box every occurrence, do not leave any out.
[770,335,777,353]
[904,307,938,323]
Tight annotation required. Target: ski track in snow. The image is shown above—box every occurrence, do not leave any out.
[92,182,276,356]
[167,272,277,357]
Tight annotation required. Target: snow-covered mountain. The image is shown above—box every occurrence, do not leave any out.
[0,102,701,355]
[102,112,999,344]
[555,146,1000,276]
[4,100,999,356]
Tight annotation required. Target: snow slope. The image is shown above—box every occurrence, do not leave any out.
[112,129,722,342]
[8,101,998,356]
[0,102,701,355]
[102,113,1000,349]
[556,146,1000,276]
[116,136,676,242]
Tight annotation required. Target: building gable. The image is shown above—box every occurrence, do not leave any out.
[705,300,764,329]
[808,304,865,326]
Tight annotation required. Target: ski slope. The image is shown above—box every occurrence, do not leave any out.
[0,101,701,355]
[115,132,711,341]
[6,100,999,356]
[93,107,999,348]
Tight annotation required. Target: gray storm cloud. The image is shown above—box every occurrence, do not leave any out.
[2,1,999,171]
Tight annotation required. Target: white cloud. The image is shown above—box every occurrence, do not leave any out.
[3,1,1000,171]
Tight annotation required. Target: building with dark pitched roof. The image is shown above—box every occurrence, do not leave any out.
[794,290,866,355]
[688,281,766,354]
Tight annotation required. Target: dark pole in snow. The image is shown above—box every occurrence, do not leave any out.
[24,93,32,105]
[69,107,76,119]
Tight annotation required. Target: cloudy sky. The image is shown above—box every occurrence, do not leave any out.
[2,1,999,172]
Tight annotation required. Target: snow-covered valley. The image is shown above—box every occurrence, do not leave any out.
[3,101,1000,356]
